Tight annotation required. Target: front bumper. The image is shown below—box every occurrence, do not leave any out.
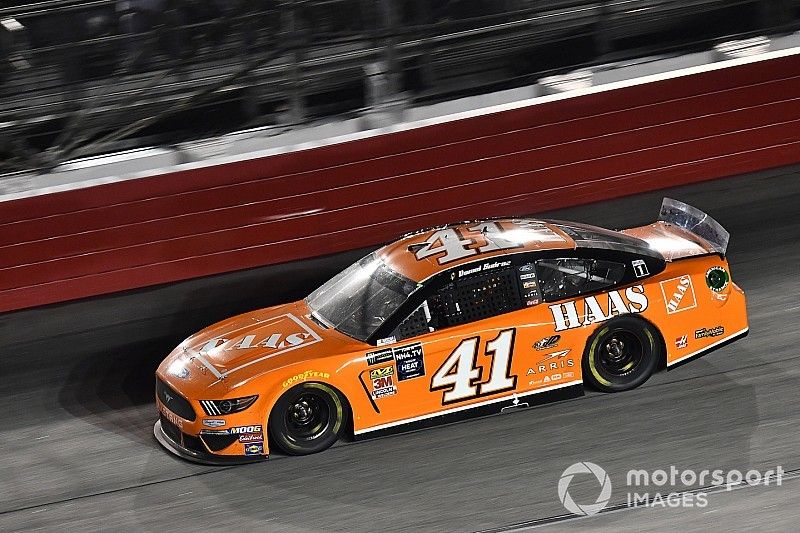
[153,420,268,466]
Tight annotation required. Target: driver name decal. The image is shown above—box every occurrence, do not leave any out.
[548,285,649,332]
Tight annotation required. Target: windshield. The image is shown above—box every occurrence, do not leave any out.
[306,253,418,342]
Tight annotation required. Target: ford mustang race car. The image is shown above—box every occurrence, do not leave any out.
[154,198,748,464]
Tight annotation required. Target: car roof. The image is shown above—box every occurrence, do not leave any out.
[376,218,660,283]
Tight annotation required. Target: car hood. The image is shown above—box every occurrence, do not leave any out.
[158,300,357,392]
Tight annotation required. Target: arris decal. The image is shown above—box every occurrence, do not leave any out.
[659,275,697,314]
[548,286,649,332]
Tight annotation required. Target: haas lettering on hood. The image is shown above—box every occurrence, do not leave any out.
[548,285,649,332]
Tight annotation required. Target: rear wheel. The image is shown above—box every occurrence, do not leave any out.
[268,382,347,455]
[583,316,661,392]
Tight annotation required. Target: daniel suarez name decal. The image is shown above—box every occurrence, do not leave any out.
[548,285,649,332]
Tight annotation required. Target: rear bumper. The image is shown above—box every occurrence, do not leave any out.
[153,420,268,466]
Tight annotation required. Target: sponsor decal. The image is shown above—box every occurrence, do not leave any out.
[202,419,226,428]
[366,348,394,366]
[394,343,426,381]
[282,370,331,388]
[527,350,574,376]
[197,314,321,358]
[370,366,397,399]
[229,425,262,434]
[659,275,697,314]
[706,266,730,292]
[548,285,649,332]
[520,272,537,280]
[675,335,688,349]
[244,442,264,456]
[523,280,538,289]
[238,433,263,444]
[519,264,535,272]
[525,299,540,307]
[695,326,724,339]
[457,260,511,279]
[376,336,396,346]
[534,335,561,351]
[632,260,650,278]
[159,403,184,429]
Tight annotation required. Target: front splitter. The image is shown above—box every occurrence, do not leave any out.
[153,420,268,466]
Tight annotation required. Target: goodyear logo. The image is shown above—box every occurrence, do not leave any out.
[369,366,394,380]
[282,370,331,388]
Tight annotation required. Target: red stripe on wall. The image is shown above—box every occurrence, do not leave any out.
[1,53,800,312]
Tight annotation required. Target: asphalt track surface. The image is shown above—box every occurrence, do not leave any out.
[2,165,800,532]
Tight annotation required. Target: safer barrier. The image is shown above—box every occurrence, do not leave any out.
[1,49,800,313]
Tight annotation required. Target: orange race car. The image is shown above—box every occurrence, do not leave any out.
[154,198,748,464]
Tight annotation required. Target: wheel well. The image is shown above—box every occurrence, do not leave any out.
[583,314,667,371]
[266,381,355,451]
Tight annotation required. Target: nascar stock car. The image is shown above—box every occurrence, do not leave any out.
[154,198,748,464]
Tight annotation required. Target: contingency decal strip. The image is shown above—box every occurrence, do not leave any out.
[354,380,581,435]
[667,327,749,367]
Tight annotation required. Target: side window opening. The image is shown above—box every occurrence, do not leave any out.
[536,258,626,302]
[393,301,432,340]
[391,265,523,341]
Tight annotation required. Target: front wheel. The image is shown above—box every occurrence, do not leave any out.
[583,316,661,392]
[268,382,347,455]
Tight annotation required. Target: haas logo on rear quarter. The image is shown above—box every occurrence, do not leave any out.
[548,286,649,332]
[659,275,697,314]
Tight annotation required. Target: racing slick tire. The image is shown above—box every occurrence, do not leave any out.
[583,316,662,393]
[268,382,348,455]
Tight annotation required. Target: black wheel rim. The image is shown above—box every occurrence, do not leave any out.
[284,391,332,443]
[599,330,643,377]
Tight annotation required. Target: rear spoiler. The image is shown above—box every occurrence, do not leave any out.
[658,198,729,256]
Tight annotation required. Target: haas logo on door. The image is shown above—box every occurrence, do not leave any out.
[548,286,649,332]
[659,275,697,314]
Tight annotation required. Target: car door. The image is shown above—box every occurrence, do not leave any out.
[358,257,576,429]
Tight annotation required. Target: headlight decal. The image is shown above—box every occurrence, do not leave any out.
[199,395,258,416]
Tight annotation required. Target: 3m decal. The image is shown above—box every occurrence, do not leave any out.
[370,366,397,399]
[533,335,560,351]
[430,329,517,404]
[659,275,697,314]
[548,285,649,332]
[695,326,724,339]
[394,343,426,381]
